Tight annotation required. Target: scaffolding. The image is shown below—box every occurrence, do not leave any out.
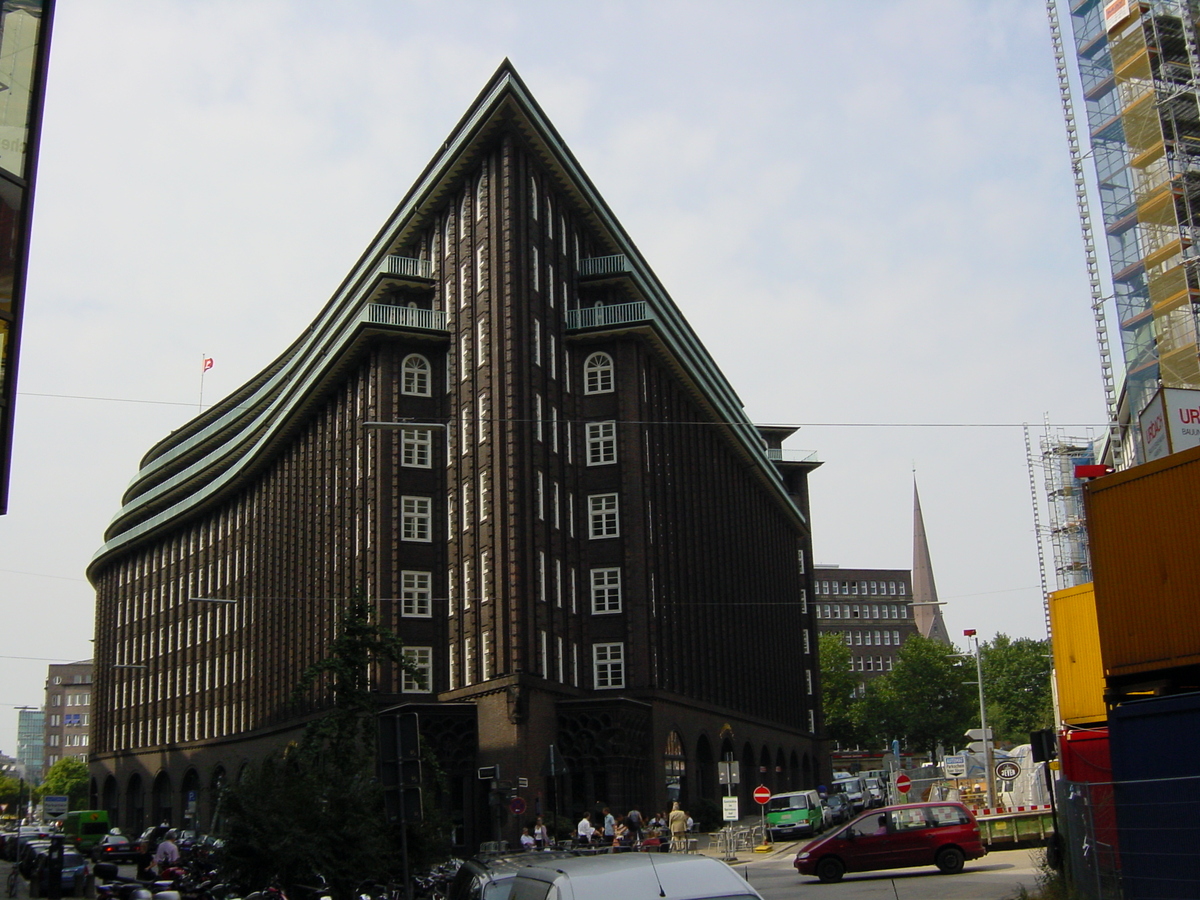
[1026,421,1096,636]
[1049,0,1200,464]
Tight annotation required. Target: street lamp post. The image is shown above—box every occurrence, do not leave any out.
[963,630,996,810]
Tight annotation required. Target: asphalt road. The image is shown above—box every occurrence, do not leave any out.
[718,844,1043,900]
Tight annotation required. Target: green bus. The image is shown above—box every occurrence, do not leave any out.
[766,790,823,841]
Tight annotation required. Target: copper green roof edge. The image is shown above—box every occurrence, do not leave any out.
[92,63,805,575]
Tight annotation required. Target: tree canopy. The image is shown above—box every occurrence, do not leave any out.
[980,633,1053,744]
[36,757,90,809]
[217,591,434,900]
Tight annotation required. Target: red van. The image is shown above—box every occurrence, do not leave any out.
[794,801,986,883]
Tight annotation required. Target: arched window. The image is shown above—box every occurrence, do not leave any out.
[402,354,431,397]
[584,352,614,394]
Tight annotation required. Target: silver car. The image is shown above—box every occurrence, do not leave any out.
[509,853,764,900]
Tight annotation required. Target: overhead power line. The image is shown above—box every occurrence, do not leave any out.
[18,391,1108,430]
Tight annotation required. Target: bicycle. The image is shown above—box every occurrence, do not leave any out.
[7,865,20,899]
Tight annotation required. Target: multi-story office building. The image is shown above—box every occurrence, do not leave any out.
[812,567,919,681]
[87,63,823,846]
[43,660,93,772]
[17,707,44,784]
[1050,0,1200,467]
[0,1,54,513]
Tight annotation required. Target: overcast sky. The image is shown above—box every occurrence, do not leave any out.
[0,0,1104,756]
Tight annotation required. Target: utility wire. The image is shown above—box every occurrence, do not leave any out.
[18,391,1108,429]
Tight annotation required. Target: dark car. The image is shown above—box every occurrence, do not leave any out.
[821,794,851,829]
[134,825,171,854]
[30,849,89,897]
[91,833,139,864]
[795,801,987,883]
[5,827,51,862]
[18,840,53,878]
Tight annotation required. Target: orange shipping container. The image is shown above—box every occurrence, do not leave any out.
[1084,442,1200,686]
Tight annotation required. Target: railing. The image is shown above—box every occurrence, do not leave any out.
[364,303,447,331]
[381,255,433,280]
[767,449,821,463]
[578,254,632,277]
[566,301,651,330]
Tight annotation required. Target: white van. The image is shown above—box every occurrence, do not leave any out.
[508,853,764,900]
[831,773,867,812]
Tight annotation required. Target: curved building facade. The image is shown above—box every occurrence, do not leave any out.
[88,63,824,847]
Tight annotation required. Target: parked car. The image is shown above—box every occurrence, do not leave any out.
[821,794,852,829]
[30,849,89,897]
[794,801,987,883]
[509,854,764,900]
[4,826,51,862]
[91,832,140,864]
[862,777,885,808]
[448,851,578,900]
[831,773,868,813]
[134,824,171,854]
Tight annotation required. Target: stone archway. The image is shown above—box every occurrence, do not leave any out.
[124,773,145,833]
[180,769,201,831]
[150,771,173,826]
[664,730,687,808]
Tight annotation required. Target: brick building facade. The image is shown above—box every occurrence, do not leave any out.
[87,63,824,848]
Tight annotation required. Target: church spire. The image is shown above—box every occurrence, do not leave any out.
[912,478,950,644]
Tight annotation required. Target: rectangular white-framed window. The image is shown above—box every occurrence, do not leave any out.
[459,261,469,308]
[462,483,472,532]
[402,428,432,468]
[571,566,578,614]
[481,549,492,602]
[593,642,625,689]
[402,496,432,542]
[557,635,564,682]
[482,631,492,680]
[556,558,563,607]
[534,319,542,366]
[461,408,471,453]
[539,550,547,601]
[553,481,561,529]
[478,392,490,444]
[586,421,617,465]
[463,557,473,609]
[588,493,619,539]
[535,393,543,442]
[402,647,432,693]
[549,334,557,379]
[569,492,575,537]
[476,244,486,296]
[464,636,474,687]
[540,629,549,676]
[447,490,456,539]
[537,471,545,520]
[803,629,811,653]
[548,262,555,307]
[805,669,813,695]
[477,317,489,367]
[532,246,539,291]
[800,588,808,613]
[551,406,559,454]
[590,567,622,614]
[480,469,491,520]
[448,642,458,691]
[401,570,432,617]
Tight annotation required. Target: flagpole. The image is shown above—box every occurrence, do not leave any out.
[199,354,206,412]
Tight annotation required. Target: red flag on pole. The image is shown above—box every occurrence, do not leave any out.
[202,357,214,373]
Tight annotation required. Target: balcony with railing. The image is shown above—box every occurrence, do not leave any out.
[565,300,653,331]
[578,254,633,279]
[363,303,448,332]
[767,448,821,464]
[381,254,434,280]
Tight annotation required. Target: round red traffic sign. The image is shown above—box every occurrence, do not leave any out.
[896,773,912,794]
[753,785,771,805]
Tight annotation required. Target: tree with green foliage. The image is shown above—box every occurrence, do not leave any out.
[35,757,90,810]
[217,591,431,900]
[819,633,867,748]
[877,635,975,756]
[0,771,23,811]
[981,633,1053,745]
